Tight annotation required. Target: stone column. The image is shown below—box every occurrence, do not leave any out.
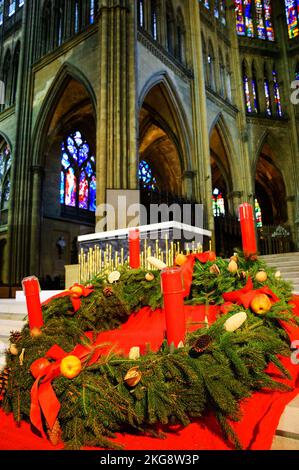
[188,1,215,244]
[225,0,253,203]
[97,0,138,215]
[182,171,196,200]
[227,191,243,217]
[29,165,44,275]
[6,0,39,286]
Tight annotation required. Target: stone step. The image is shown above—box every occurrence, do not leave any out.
[272,435,299,450]
[265,263,299,270]
[264,262,299,269]
[277,393,299,438]
[0,319,26,338]
[0,300,27,315]
[261,253,299,260]
[278,273,299,280]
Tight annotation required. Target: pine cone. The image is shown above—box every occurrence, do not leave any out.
[47,419,62,446]
[189,335,212,358]
[103,286,113,297]
[0,367,11,396]
[9,331,22,344]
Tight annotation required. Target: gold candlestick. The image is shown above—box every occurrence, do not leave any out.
[165,235,169,266]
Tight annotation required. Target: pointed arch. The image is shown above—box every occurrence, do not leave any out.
[0,137,12,225]
[253,132,288,225]
[32,62,97,166]
[209,113,237,195]
[207,39,215,90]
[1,49,12,108]
[219,48,225,97]
[40,0,53,58]
[251,60,260,113]
[138,71,192,173]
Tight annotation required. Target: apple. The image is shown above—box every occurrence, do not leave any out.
[30,358,51,379]
[175,253,188,266]
[60,355,82,379]
[70,286,84,299]
[250,293,272,315]
[255,271,268,283]
[207,251,217,262]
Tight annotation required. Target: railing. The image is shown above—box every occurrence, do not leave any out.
[214,215,293,257]
[214,215,242,258]
[139,189,200,227]
[258,225,292,255]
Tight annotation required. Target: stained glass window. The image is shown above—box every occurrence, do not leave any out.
[235,0,246,35]
[235,1,274,41]
[220,0,226,24]
[90,0,95,24]
[244,0,254,37]
[273,70,282,117]
[212,188,225,217]
[285,0,299,39]
[243,63,252,113]
[75,0,79,33]
[151,0,158,40]
[255,199,263,228]
[214,0,226,24]
[8,0,16,17]
[0,143,11,216]
[139,160,157,191]
[252,67,259,112]
[60,131,96,212]
[264,0,275,40]
[138,0,144,27]
[264,78,272,116]
[0,1,4,25]
[201,0,210,9]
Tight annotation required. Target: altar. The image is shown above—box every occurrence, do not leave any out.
[76,221,212,283]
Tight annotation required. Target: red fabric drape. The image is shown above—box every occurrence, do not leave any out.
[1,301,299,450]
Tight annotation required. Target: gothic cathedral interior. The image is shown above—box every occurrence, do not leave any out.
[0,0,298,293]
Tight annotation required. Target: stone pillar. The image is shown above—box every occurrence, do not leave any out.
[97,0,138,215]
[188,1,215,244]
[225,0,253,203]
[6,0,39,286]
[29,165,44,276]
[227,191,243,217]
[182,171,196,200]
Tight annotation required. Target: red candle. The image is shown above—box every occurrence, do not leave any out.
[22,276,44,330]
[239,203,258,258]
[129,229,141,269]
[161,267,186,347]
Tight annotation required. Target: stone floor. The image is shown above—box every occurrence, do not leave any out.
[271,435,299,450]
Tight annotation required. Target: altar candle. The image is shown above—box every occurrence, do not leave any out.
[22,276,43,331]
[129,229,140,269]
[239,203,257,258]
[161,267,186,347]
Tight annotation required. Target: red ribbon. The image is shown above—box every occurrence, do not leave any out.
[42,284,94,313]
[30,341,106,435]
[181,252,216,298]
[222,276,279,309]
